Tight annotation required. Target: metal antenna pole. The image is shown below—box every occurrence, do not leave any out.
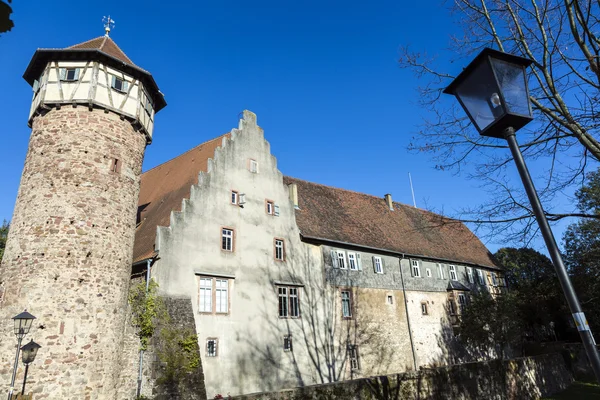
[504,127,600,383]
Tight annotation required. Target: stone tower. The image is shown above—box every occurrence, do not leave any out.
[0,32,165,399]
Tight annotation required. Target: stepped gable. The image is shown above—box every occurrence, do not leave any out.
[283,176,499,269]
[133,134,230,263]
[68,35,135,66]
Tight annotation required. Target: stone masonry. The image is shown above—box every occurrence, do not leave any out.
[0,107,147,399]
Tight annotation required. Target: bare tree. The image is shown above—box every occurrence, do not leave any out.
[399,0,600,243]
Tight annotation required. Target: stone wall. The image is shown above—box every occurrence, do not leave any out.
[234,353,573,400]
[0,107,147,400]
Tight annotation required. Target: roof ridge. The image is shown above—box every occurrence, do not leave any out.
[285,175,459,222]
[142,133,230,175]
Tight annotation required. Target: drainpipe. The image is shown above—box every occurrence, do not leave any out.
[136,259,152,398]
[398,255,418,370]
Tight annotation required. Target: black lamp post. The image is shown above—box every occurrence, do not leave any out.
[8,311,36,400]
[444,47,600,383]
[20,340,41,395]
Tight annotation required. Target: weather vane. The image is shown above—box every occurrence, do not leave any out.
[102,15,115,37]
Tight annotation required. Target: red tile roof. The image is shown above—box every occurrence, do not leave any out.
[283,177,498,269]
[133,136,498,269]
[133,134,229,263]
[68,36,135,66]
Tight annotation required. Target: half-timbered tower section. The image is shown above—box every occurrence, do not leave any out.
[0,34,165,400]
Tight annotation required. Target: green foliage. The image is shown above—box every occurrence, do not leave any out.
[456,291,524,359]
[128,279,164,350]
[156,326,200,385]
[564,168,600,335]
[0,1,13,36]
[0,219,9,263]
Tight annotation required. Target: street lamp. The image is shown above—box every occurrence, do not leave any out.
[444,47,600,384]
[8,311,35,400]
[20,340,41,395]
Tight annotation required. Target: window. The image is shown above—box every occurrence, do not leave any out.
[477,269,485,285]
[426,268,432,278]
[411,260,421,277]
[110,75,129,92]
[283,335,293,352]
[110,158,121,173]
[221,228,234,251]
[387,295,393,304]
[348,345,360,371]
[266,200,274,215]
[337,251,347,269]
[141,90,153,117]
[198,277,229,314]
[467,267,474,283]
[491,272,498,286]
[458,293,467,313]
[278,286,300,318]
[448,299,456,315]
[421,302,428,315]
[341,290,352,318]
[274,239,285,261]
[437,263,444,279]
[449,265,458,281]
[231,191,239,205]
[373,256,383,274]
[59,67,80,82]
[348,253,357,270]
[249,159,258,173]
[206,339,218,357]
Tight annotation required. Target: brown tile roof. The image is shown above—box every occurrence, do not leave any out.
[283,177,499,269]
[133,135,498,270]
[68,36,135,66]
[132,134,229,263]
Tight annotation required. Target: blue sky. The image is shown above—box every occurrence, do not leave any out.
[0,0,572,252]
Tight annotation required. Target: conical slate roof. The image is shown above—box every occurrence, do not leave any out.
[68,35,135,66]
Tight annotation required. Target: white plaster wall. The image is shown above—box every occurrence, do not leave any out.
[153,111,330,396]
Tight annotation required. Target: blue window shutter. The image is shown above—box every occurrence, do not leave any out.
[111,75,116,88]
[59,68,66,80]
[356,253,362,270]
[74,68,80,81]
[122,81,129,92]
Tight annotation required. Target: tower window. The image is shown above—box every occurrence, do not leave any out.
[221,228,234,252]
[266,200,274,215]
[249,159,258,173]
[110,158,121,173]
[274,239,285,261]
[421,302,428,315]
[231,191,239,205]
[110,75,129,93]
[206,339,218,357]
[283,335,293,352]
[59,68,80,82]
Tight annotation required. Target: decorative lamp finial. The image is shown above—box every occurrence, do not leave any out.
[102,15,115,37]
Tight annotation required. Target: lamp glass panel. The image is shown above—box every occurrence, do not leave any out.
[491,58,531,117]
[21,346,38,364]
[455,59,504,132]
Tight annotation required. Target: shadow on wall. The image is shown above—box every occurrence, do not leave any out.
[230,230,401,396]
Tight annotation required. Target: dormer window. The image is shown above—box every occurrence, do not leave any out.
[59,68,80,82]
[111,75,129,93]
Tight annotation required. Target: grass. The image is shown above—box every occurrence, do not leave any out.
[543,381,600,399]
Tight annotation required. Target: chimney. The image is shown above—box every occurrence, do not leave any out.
[384,193,394,211]
[288,183,299,209]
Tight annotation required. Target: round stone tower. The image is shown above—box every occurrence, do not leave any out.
[0,32,165,399]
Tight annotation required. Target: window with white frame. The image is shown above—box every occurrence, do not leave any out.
[266,200,274,215]
[275,239,285,261]
[283,335,293,352]
[421,302,428,315]
[467,267,474,283]
[278,286,300,318]
[477,269,485,285]
[411,260,421,277]
[341,290,352,318]
[449,265,458,281]
[221,228,234,251]
[348,253,358,270]
[206,339,218,357]
[110,75,129,92]
[373,256,383,274]
[337,251,347,269]
[249,159,258,173]
[426,268,432,278]
[199,277,229,314]
[448,299,456,315]
[437,263,444,279]
[59,67,81,82]
[491,272,498,286]
[231,191,239,205]
[348,345,360,371]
